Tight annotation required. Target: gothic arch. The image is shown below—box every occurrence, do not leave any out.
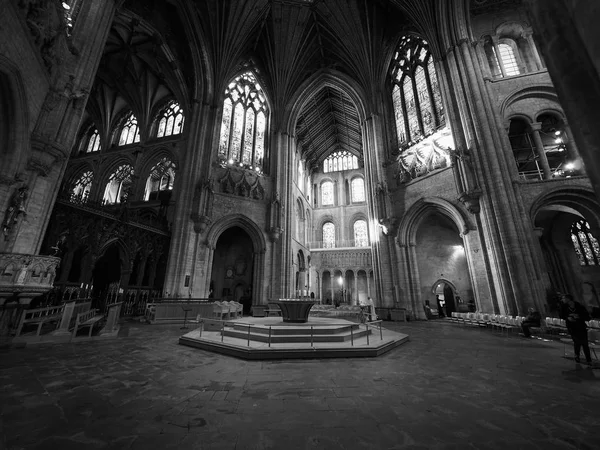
[397,197,472,246]
[284,70,368,136]
[205,214,266,253]
[530,186,600,230]
[138,147,179,177]
[0,55,29,177]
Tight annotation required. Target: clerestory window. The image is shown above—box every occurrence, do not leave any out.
[103,165,134,205]
[323,222,335,248]
[321,181,334,206]
[70,171,93,203]
[118,113,140,146]
[156,102,184,138]
[353,220,369,247]
[218,72,268,172]
[86,129,101,153]
[351,178,365,203]
[144,158,176,201]
[324,151,358,173]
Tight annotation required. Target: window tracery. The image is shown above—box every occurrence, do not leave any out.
[103,165,134,205]
[497,43,520,76]
[157,102,184,138]
[218,72,268,172]
[324,151,358,173]
[118,113,140,146]
[323,222,335,248]
[86,129,101,153]
[144,158,176,201]
[571,219,600,266]
[71,171,93,203]
[353,220,369,247]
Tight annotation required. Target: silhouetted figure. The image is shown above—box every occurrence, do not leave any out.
[436,295,445,318]
[560,294,592,364]
[521,307,541,338]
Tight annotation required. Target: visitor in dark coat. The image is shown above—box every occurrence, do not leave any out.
[521,307,541,338]
[559,294,592,364]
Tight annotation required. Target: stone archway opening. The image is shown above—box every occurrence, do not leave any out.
[415,212,473,316]
[92,243,123,302]
[211,226,254,314]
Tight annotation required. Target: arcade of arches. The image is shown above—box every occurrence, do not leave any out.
[1,0,600,324]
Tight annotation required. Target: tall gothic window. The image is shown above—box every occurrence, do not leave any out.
[321,181,334,206]
[496,43,520,76]
[71,171,93,203]
[323,222,335,248]
[324,151,358,173]
[298,160,304,193]
[118,113,140,146]
[218,72,268,171]
[144,158,176,201]
[351,178,365,203]
[103,165,134,205]
[157,102,184,138]
[571,219,600,266]
[391,36,445,147]
[353,220,369,247]
[86,129,101,153]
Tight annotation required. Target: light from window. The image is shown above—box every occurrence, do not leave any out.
[497,43,520,76]
[144,158,176,201]
[118,113,140,146]
[71,171,93,203]
[323,222,335,248]
[218,72,268,170]
[354,220,369,247]
[157,102,184,138]
[103,165,134,205]
[86,129,101,153]
[571,219,600,265]
[391,36,444,148]
[298,160,304,193]
[324,151,358,173]
[321,181,334,206]
[351,178,365,203]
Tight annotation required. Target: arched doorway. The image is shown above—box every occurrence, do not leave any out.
[432,279,460,317]
[211,226,254,314]
[92,243,123,303]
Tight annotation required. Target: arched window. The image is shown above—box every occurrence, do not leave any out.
[324,151,358,173]
[298,159,304,193]
[321,181,334,206]
[391,36,445,148]
[351,178,365,203]
[103,164,134,205]
[323,222,335,248]
[157,102,184,138]
[86,129,101,153]
[144,158,176,201]
[571,219,600,266]
[353,220,369,247]
[497,43,520,76]
[71,171,93,203]
[118,113,140,146]
[218,72,268,172]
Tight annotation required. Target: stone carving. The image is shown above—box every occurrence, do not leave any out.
[218,169,265,201]
[0,252,60,296]
[395,128,453,184]
[2,185,29,238]
[320,250,372,269]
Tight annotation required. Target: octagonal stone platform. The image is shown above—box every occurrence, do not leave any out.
[178,317,409,360]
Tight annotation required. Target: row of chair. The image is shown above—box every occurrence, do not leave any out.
[212,301,243,320]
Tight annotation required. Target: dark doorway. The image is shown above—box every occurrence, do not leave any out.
[92,244,122,303]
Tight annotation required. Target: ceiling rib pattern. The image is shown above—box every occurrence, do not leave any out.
[295,87,362,169]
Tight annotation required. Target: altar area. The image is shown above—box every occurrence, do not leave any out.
[178,314,409,360]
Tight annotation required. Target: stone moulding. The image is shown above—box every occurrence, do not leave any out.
[0,253,61,301]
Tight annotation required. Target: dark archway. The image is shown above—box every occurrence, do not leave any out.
[211,226,254,314]
[92,244,122,303]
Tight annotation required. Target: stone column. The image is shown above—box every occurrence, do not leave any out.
[561,120,582,164]
[524,0,600,200]
[522,30,544,70]
[529,122,552,179]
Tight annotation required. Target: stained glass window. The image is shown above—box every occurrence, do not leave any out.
[103,165,134,205]
[321,181,334,206]
[144,158,176,201]
[323,222,335,248]
[354,220,369,247]
[351,178,365,203]
[217,72,268,171]
[86,129,101,152]
[71,171,93,203]
[118,113,140,146]
[157,102,184,138]
[571,219,600,266]
[323,151,358,173]
[391,36,444,148]
[497,43,520,76]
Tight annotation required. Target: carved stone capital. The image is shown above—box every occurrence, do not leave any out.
[458,190,482,214]
[269,227,283,242]
[191,214,211,235]
[27,136,68,176]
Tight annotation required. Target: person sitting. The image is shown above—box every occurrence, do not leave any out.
[521,307,542,338]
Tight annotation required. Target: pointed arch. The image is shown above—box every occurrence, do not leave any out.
[397,197,473,246]
[206,214,267,254]
[530,186,600,231]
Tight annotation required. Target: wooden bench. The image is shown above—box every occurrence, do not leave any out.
[72,309,103,338]
[15,305,64,338]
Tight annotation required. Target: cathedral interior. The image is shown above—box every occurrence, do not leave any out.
[1,0,600,448]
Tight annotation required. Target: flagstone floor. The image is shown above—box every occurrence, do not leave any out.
[1,320,599,450]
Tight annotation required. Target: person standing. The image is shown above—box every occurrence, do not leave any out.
[436,295,445,318]
[560,294,592,364]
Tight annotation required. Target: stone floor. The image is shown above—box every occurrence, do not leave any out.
[1,320,599,450]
